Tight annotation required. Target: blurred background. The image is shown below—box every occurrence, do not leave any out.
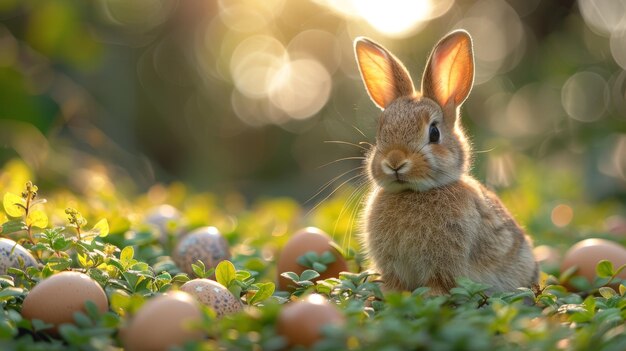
[0,0,625,232]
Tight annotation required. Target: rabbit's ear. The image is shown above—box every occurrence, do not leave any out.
[354,37,415,110]
[421,30,474,110]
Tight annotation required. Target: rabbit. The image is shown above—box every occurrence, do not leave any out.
[354,30,538,294]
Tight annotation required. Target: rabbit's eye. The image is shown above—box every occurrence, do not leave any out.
[429,124,440,143]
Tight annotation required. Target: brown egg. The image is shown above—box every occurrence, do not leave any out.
[276,294,345,348]
[173,226,230,276]
[124,291,204,351]
[0,238,38,275]
[561,238,626,288]
[21,271,108,333]
[533,245,561,267]
[180,279,242,317]
[276,227,348,291]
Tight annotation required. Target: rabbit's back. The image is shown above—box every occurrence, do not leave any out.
[363,174,537,293]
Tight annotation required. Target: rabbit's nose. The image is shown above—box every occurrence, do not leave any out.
[381,159,410,175]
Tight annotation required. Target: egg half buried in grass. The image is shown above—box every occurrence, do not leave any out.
[276,294,345,348]
[145,204,183,243]
[0,238,37,275]
[561,238,626,289]
[276,227,348,291]
[180,279,242,317]
[173,226,230,276]
[124,291,203,351]
[21,271,108,334]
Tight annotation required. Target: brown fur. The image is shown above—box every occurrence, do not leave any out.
[355,31,538,293]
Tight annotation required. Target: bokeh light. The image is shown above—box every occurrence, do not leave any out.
[314,0,454,38]
[551,204,573,228]
[1,0,626,209]
[561,71,609,123]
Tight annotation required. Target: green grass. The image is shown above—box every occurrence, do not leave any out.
[1,158,626,350]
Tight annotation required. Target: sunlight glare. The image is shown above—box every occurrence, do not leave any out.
[354,0,431,37]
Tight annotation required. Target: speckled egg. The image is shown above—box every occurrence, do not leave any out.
[21,271,108,333]
[276,227,348,291]
[561,238,626,289]
[145,204,183,242]
[180,279,242,317]
[124,291,203,351]
[0,238,37,275]
[276,294,345,348]
[173,226,230,275]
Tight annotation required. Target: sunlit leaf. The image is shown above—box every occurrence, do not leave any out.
[3,193,25,217]
[249,282,275,305]
[599,287,617,299]
[216,260,236,287]
[120,246,134,263]
[26,210,48,228]
[91,218,109,237]
[596,260,614,279]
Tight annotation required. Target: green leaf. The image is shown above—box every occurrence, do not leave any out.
[300,270,320,282]
[3,193,25,217]
[120,246,134,263]
[235,270,252,281]
[91,218,109,237]
[1,219,27,234]
[620,284,626,296]
[280,272,299,282]
[72,311,92,328]
[596,260,614,279]
[312,262,328,273]
[319,251,336,264]
[0,318,17,339]
[47,257,72,271]
[216,260,236,287]
[249,282,275,305]
[191,261,206,279]
[599,286,617,299]
[0,287,24,301]
[31,319,54,332]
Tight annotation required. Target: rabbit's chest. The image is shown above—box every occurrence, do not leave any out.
[364,186,479,289]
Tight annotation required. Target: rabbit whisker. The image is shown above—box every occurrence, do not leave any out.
[332,177,369,244]
[305,166,364,205]
[324,140,369,151]
[317,156,366,170]
[306,172,366,216]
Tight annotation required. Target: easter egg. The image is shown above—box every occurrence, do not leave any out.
[276,227,348,291]
[173,226,230,276]
[124,291,203,351]
[21,271,108,333]
[180,279,242,317]
[145,204,183,242]
[0,238,37,275]
[276,294,345,348]
[561,238,626,289]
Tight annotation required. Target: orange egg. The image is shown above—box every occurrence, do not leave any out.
[276,294,345,348]
[21,271,108,334]
[124,291,204,351]
[560,238,626,289]
[276,227,348,291]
